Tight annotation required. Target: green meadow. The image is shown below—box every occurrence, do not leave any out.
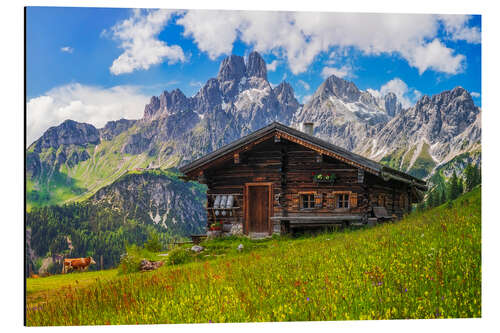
[26,186,481,325]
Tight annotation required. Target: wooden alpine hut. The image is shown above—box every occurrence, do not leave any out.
[180,122,427,237]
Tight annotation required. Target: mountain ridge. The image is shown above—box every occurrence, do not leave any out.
[26,51,481,213]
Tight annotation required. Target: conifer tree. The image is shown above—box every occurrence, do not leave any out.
[439,188,446,205]
[448,170,460,200]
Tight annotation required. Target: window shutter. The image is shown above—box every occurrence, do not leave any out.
[315,193,322,208]
[350,192,358,208]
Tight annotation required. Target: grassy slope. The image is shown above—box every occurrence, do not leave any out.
[26,187,481,325]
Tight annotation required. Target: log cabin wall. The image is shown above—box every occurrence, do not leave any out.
[204,138,282,235]
[364,172,412,219]
[203,137,397,235]
[281,141,367,218]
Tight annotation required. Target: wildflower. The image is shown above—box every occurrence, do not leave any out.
[306,297,310,302]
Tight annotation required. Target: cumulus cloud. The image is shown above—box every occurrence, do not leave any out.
[266,60,279,72]
[176,11,476,75]
[377,78,422,109]
[321,65,353,79]
[470,92,480,98]
[298,79,310,91]
[105,9,186,75]
[60,46,73,53]
[404,39,465,75]
[27,83,149,145]
[439,14,481,44]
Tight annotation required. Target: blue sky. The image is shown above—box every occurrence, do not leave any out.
[26,7,481,145]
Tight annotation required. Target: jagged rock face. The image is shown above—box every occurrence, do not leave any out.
[217,54,247,82]
[123,51,300,160]
[100,119,136,141]
[246,51,268,80]
[192,78,222,113]
[317,75,361,102]
[143,89,191,120]
[89,172,206,236]
[275,82,301,123]
[30,119,100,153]
[143,96,161,119]
[292,74,390,151]
[365,87,481,175]
[384,92,403,117]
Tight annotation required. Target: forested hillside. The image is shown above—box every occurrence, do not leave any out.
[26,169,206,273]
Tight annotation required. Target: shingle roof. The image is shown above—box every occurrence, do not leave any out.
[179,122,426,188]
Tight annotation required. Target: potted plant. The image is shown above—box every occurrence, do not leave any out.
[207,221,223,238]
[312,172,335,183]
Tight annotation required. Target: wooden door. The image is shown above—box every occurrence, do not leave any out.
[246,184,271,234]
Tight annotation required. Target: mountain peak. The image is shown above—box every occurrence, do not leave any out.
[246,51,267,80]
[217,54,246,82]
[32,119,100,152]
[384,92,403,117]
[319,75,361,103]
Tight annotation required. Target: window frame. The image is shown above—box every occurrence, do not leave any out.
[299,192,316,210]
[337,193,350,209]
[332,191,351,210]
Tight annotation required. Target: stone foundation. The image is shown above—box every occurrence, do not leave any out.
[230,222,243,235]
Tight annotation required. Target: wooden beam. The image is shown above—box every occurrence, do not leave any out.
[276,131,379,175]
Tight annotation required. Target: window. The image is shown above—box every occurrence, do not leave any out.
[337,193,349,208]
[300,194,315,209]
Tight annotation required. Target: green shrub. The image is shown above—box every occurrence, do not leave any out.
[144,232,162,253]
[118,245,159,274]
[167,246,191,265]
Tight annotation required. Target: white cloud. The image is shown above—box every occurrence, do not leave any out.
[404,39,465,75]
[377,78,422,108]
[470,92,480,98]
[321,65,353,79]
[439,15,481,44]
[267,60,279,72]
[60,46,73,53]
[176,11,476,75]
[106,9,186,75]
[177,10,242,60]
[27,83,149,146]
[297,79,310,91]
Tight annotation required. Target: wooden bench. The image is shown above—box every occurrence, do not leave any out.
[271,215,363,228]
[190,234,207,245]
[372,206,393,222]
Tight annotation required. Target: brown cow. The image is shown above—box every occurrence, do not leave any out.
[62,257,96,274]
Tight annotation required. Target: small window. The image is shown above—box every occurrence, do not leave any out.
[300,194,315,209]
[337,193,349,208]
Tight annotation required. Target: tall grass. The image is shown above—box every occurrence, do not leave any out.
[26,187,481,325]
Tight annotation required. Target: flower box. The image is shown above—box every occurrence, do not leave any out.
[312,172,335,183]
